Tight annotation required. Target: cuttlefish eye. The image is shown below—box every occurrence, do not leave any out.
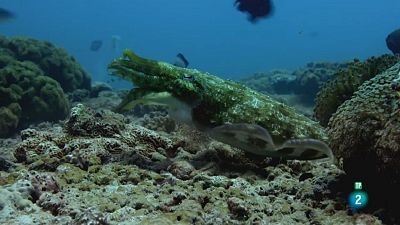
[181,74,195,81]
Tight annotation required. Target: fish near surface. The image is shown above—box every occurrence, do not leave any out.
[108,49,333,161]
[386,28,400,55]
[90,40,103,51]
[234,0,273,23]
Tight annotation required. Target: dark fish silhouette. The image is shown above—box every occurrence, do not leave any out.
[0,8,15,23]
[386,28,400,54]
[90,40,103,51]
[235,0,273,23]
[173,53,189,68]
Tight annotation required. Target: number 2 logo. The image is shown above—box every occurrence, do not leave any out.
[355,195,362,205]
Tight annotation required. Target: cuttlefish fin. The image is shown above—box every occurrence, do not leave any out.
[209,123,335,162]
[208,123,275,156]
[274,138,334,162]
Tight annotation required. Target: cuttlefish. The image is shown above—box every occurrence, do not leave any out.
[108,50,335,162]
[117,91,334,162]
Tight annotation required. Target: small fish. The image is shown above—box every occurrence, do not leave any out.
[0,8,15,23]
[173,53,189,68]
[209,123,334,161]
[234,0,273,23]
[90,40,103,51]
[386,28,400,55]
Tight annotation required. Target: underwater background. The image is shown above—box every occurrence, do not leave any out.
[2,1,400,224]
[2,0,400,84]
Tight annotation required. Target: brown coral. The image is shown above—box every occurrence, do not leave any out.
[314,55,399,126]
[327,62,400,220]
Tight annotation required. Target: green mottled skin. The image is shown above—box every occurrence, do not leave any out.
[108,49,327,144]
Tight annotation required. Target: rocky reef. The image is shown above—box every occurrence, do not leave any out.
[0,36,92,137]
[0,36,91,92]
[0,103,383,224]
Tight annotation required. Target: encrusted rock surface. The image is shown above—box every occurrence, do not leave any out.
[315,55,399,126]
[0,103,384,224]
[328,62,400,222]
[328,63,400,179]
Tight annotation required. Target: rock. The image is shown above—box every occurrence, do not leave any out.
[0,156,14,171]
[167,160,195,180]
[65,104,126,137]
[90,82,113,98]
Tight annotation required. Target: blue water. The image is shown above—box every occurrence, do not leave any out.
[1,0,400,88]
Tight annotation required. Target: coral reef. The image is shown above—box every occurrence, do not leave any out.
[0,103,387,224]
[65,104,126,137]
[0,155,15,172]
[0,172,63,224]
[108,49,327,144]
[0,35,94,137]
[314,55,399,126]
[3,44,398,223]
[0,179,47,222]
[0,104,20,137]
[328,62,400,221]
[138,110,177,133]
[0,35,91,92]
[28,172,61,201]
[0,60,69,137]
